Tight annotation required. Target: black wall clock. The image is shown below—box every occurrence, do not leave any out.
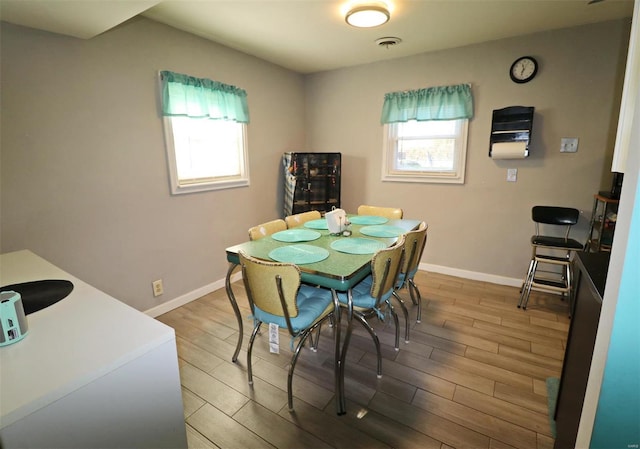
[510,56,538,83]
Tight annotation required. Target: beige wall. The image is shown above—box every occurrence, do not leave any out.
[0,18,306,311]
[0,17,630,312]
[305,19,630,283]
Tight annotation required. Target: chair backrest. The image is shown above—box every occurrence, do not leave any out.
[401,222,428,277]
[370,235,405,305]
[285,210,321,228]
[532,206,579,239]
[358,205,403,220]
[248,219,287,240]
[239,251,301,323]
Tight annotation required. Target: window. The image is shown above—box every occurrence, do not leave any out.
[164,116,248,193]
[160,71,250,194]
[382,118,469,184]
[380,84,473,184]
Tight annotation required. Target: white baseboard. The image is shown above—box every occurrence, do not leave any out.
[145,271,243,317]
[145,264,522,317]
[420,262,523,288]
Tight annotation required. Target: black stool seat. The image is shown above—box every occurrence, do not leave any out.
[531,236,584,250]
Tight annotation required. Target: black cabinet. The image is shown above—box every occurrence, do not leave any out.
[554,252,609,449]
[283,152,341,216]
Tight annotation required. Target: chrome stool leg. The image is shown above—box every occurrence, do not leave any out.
[518,258,536,308]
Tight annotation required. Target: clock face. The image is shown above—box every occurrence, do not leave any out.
[510,57,538,83]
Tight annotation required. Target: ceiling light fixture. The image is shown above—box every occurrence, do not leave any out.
[345,4,390,28]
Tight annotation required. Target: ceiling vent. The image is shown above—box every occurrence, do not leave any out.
[375,37,402,49]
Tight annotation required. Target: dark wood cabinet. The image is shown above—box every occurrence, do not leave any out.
[554,252,609,449]
[283,152,341,216]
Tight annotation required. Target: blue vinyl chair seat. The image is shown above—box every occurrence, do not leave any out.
[336,275,394,310]
[253,284,334,333]
[395,266,419,288]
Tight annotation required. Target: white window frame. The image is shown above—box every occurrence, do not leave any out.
[381,119,469,184]
[163,116,250,195]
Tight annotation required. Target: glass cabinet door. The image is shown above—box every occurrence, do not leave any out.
[283,152,341,216]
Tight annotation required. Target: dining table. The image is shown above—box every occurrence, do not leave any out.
[224,215,422,415]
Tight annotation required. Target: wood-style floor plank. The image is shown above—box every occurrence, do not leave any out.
[186,403,274,449]
[159,271,569,449]
[412,389,537,449]
[370,391,491,449]
[233,401,333,449]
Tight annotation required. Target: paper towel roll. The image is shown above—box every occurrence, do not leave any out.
[490,141,528,159]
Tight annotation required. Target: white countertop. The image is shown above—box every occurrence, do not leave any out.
[0,250,176,429]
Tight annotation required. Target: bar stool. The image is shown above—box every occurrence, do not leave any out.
[518,206,584,312]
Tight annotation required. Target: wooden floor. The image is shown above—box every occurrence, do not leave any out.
[157,271,570,449]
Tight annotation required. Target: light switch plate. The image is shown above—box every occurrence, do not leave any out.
[561,137,579,153]
[507,168,517,182]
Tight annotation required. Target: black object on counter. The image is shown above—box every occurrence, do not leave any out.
[0,280,74,315]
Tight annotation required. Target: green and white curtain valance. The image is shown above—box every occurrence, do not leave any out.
[160,70,250,123]
[381,83,473,124]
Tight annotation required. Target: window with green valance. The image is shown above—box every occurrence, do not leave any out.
[380,83,473,124]
[160,70,250,194]
[160,70,250,123]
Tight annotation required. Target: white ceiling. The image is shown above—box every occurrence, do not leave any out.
[0,0,634,74]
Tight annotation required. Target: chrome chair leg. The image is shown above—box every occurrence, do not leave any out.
[247,322,262,385]
[353,312,383,377]
[408,279,422,323]
[287,319,326,411]
[392,291,410,343]
[388,302,400,350]
[288,333,308,411]
[309,323,324,352]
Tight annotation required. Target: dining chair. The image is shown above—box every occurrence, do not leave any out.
[337,235,405,377]
[248,219,287,241]
[518,206,584,314]
[284,210,321,228]
[238,250,335,411]
[357,204,403,220]
[393,221,428,340]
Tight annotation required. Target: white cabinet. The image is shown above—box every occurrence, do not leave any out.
[0,250,187,449]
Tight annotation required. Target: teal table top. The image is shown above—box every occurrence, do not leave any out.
[226,218,421,291]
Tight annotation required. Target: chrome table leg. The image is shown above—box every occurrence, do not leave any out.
[225,262,243,363]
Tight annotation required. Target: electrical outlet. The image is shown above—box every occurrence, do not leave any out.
[152,279,163,297]
[507,168,517,182]
[560,137,579,153]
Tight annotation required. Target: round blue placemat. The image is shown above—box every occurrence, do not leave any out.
[349,215,389,225]
[272,229,321,242]
[304,219,329,230]
[360,225,406,238]
[330,238,386,255]
[269,244,329,264]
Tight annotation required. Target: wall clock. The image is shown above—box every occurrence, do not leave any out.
[510,56,538,83]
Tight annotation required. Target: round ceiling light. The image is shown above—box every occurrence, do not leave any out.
[345,4,390,28]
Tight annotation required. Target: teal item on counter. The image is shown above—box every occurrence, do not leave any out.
[0,290,29,346]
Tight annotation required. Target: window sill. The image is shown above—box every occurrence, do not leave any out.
[171,178,250,195]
